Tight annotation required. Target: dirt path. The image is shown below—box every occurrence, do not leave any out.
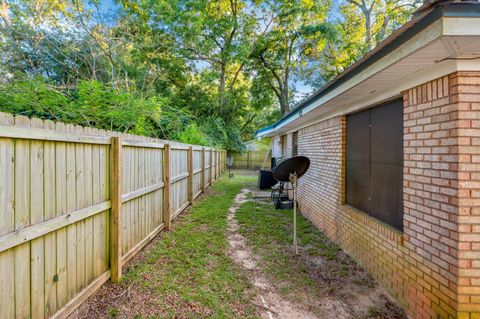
[227,189,352,319]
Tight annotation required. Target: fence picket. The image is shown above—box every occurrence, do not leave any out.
[163,144,171,229]
[188,146,193,204]
[110,137,122,283]
[0,112,225,319]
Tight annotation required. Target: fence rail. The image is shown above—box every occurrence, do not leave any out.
[0,112,226,319]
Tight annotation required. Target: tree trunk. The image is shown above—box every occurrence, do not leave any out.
[219,63,226,112]
[365,10,372,51]
[348,0,373,51]
[281,91,289,114]
[282,72,289,114]
[280,98,289,114]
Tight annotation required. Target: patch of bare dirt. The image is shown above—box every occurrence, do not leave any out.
[227,189,325,319]
[68,281,162,319]
[228,188,407,319]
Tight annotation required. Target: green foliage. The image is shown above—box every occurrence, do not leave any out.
[249,0,334,113]
[0,0,419,149]
[178,123,209,146]
[310,0,421,87]
[0,76,71,119]
[0,76,165,136]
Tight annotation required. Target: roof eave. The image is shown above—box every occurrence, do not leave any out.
[256,2,480,139]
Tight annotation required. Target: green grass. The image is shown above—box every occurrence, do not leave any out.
[235,200,373,307]
[121,174,259,319]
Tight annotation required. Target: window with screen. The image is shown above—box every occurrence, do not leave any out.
[280,135,287,155]
[292,131,298,156]
[346,99,404,231]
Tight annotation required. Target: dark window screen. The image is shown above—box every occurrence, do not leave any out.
[281,135,287,155]
[292,131,298,156]
[346,99,404,231]
[346,109,371,213]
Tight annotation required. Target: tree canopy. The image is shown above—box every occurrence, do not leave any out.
[0,0,421,150]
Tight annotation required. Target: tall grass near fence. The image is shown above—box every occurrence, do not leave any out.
[0,112,226,319]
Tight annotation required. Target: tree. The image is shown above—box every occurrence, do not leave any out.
[308,0,421,88]
[122,0,255,114]
[347,0,421,51]
[0,0,420,150]
[249,0,333,114]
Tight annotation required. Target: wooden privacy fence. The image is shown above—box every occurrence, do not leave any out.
[0,112,226,319]
[229,150,271,170]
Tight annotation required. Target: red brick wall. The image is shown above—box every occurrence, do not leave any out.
[297,117,345,241]
[451,72,480,318]
[403,75,459,317]
[293,72,480,318]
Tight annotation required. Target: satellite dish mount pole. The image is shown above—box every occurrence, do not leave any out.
[289,172,298,255]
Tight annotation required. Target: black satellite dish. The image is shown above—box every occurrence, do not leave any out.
[273,156,310,182]
[272,156,310,255]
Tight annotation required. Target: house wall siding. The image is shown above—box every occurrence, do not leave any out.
[293,72,480,319]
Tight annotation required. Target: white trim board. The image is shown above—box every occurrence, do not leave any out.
[278,58,480,135]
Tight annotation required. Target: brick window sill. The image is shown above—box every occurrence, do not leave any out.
[342,204,405,245]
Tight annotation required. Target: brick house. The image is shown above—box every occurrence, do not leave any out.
[257,2,480,318]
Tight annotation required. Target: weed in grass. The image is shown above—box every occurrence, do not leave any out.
[367,306,381,317]
[107,307,120,318]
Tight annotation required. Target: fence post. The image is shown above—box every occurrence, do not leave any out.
[213,149,216,180]
[201,148,205,193]
[163,144,171,230]
[110,136,122,282]
[210,148,213,184]
[188,146,193,204]
[214,150,218,180]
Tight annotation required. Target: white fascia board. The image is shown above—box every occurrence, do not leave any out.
[443,17,480,36]
[262,16,480,138]
[280,57,480,135]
